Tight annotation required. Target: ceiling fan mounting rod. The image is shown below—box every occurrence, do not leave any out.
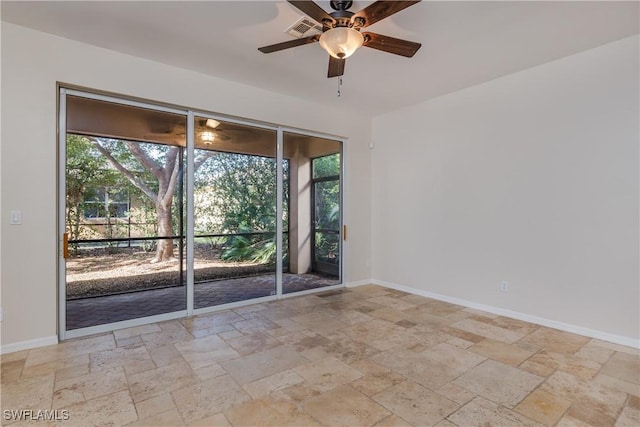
[330,1,353,11]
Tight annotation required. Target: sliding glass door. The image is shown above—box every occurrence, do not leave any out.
[283,132,342,294]
[59,89,344,338]
[63,94,187,331]
[192,118,277,309]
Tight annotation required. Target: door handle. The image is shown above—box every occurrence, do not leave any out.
[63,232,69,259]
[343,225,347,241]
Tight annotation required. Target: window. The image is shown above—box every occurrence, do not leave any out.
[82,187,129,219]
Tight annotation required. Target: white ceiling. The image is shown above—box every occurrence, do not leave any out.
[2,1,638,115]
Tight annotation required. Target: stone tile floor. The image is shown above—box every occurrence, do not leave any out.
[3,284,639,426]
[66,273,338,330]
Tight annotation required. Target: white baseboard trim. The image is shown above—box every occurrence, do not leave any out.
[1,335,59,355]
[373,279,640,349]
[345,279,374,288]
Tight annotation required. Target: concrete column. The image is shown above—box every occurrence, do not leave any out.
[288,149,312,274]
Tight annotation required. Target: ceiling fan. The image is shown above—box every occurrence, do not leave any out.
[258,1,422,78]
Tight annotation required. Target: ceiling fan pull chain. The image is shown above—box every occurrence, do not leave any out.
[337,77,342,97]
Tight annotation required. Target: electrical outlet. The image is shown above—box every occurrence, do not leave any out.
[500,281,509,292]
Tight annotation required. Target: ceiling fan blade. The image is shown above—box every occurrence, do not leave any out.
[258,35,319,53]
[362,32,421,57]
[352,1,421,28]
[288,1,335,27]
[328,56,345,78]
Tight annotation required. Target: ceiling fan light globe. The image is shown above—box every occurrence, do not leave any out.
[319,27,364,59]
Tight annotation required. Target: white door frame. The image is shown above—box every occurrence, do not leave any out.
[58,88,346,340]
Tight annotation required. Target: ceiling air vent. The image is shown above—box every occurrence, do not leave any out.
[285,16,323,38]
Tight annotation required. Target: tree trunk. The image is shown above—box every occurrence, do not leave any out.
[152,199,174,263]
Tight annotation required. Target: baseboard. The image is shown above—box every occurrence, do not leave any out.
[372,279,640,349]
[345,279,374,288]
[1,335,58,355]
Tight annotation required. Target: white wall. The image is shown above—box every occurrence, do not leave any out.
[0,23,372,349]
[372,35,639,344]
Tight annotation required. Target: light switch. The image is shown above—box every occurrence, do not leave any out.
[10,210,22,225]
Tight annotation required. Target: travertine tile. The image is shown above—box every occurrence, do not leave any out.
[221,345,307,385]
[519,360,556,377]
[368,296,417,311]
[89,343,151,371]
[515,389,572,426]
[1,349,29,364]
[276,329,331,351]
[63,389,137,427]
[124,359,157,376]
[372,380,459,426]
[141,323,193,348]
[600,351,640,385]
[575,342,615,364]
[453,360,544,407]
[242,369,304,399]
[616,396,640,427]
[174,334,239,369]
[594,373,640,397]
[541,370,628,418]
[52,387,85,409]
[2,286,638,427]
[25,334,115,367]
[135,393,176,421]
[450,319,525,343]
[21,354,89,379]
[448,396,542,427]
[1,359,25,384]
[128,361,199,402]
[421,342,486,373]
[1,373,55,411]
[320,334,380,364]
[375,414,414,427]
[193,363,226,381]
[146,343,185,367]
[224,331,281,356]
[231,316,281,334]
[520,327,590,354]
[350,366,406,397]
[373,347,463,389]
[289,311,347,335]
[225,397,322,427]
[187,413,231,427]
[126,408,186,426]
[172,375,250,424]
[566,402,617,426]
[304,385,391,426]
[469,339,534,366]
[54,366,128,400]
[528,349,602,380]
[113,323,162,340]
[294,356,363,392]
[437,383,477,405]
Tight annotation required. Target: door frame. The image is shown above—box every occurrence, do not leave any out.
[58,87,346,340]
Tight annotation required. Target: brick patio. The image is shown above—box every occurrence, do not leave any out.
[66,273,338,330]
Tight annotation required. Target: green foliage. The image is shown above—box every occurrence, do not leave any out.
[312,153,340,179]
[312,154,341,264]
[195,152,287,264]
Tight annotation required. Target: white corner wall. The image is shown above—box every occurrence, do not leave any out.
[0,23,372,350]
[372,35,639,346]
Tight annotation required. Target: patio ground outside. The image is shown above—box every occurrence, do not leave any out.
[66,273,338,330]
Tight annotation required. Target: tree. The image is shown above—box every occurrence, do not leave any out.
[65,135,115,254]
[89,138,213,263]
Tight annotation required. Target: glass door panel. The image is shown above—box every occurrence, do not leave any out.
[193,118,277,308]
[283,132,342,294]
[64,95,186,330]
